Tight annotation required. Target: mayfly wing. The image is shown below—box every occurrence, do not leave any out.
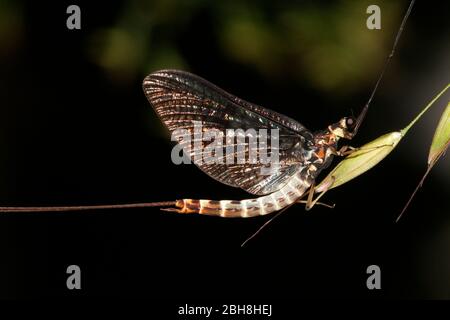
[143,69,314,195]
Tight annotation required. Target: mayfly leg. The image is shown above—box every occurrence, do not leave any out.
[305,176,336,211]
[296,199,335,209]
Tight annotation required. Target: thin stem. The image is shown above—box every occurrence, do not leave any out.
[397,141,450,222]
[396,167,432,223]
[401,84,450,135]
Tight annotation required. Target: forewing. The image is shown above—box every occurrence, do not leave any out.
[143,69,313,195]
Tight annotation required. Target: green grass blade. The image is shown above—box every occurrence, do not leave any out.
[401,84,450,135]
[428,101,450,166]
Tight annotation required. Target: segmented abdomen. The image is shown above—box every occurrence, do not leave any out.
[169,172,311,217]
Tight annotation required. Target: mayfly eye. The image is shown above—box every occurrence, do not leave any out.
[346,117,356,128]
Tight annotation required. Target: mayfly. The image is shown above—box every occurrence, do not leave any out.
[0,1,415,223]
[141,69,364,217]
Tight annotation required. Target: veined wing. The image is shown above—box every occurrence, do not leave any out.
[143,69,313,195]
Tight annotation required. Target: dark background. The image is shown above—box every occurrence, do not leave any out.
[0,0,449,299]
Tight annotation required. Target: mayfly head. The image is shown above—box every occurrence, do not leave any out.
[328,104,369,141]
[328,116,357,140]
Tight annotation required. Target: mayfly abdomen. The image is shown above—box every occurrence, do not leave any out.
[171,171,311,218]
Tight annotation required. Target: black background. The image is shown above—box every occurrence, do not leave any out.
[0,0,449,300]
